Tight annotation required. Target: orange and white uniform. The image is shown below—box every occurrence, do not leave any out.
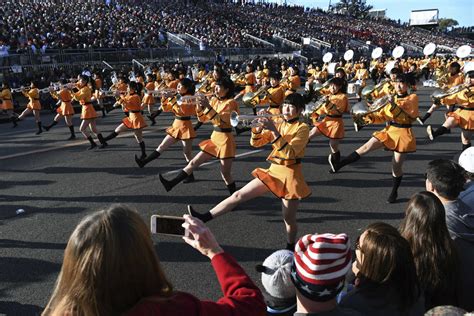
[243,73,257,94]
[0,88,13,110]
[167,79,180,90]
[142,81,156,106]
[364,93,419,153]
[259,85,285,116]
[196,97,239,159]
[441,86,474,130]
[250,118,311,200]
[161,94,196,140]
[23,88,41,110]
[94,78,103,100]
[120,93,147,130]
[51,88,74,116]
[73,85,96,120]
[446,73,465,89]
[312,92,349,139]
[284,75,301,95]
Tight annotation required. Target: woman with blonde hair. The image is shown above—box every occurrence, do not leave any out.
[43,204,265,316]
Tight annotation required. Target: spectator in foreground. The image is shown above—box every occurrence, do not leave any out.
[255,249,296,316]
[425,159,474,311]
[290,233,362,316]
[339,222,424,316]
[42,204,266,316]
[399,191,460,310]
[458,147,474,207]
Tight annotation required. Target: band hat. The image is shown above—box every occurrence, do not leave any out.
[291,233,351,302]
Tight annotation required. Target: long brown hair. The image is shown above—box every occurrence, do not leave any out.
[43,204,173,316]
[358,222,419,311]
[399,192,459,296]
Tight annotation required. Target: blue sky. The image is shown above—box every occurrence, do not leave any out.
[280,0,473,27]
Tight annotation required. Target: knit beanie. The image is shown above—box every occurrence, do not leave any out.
[291,233,351,302]
[256,249,296,315]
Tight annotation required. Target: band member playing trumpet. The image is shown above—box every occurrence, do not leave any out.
[420,62,465,123]
[283,66,301,96]
[74,75,107,150]
[329,75,419,203]
[0,82,17,127]
[159,78,239,195]
[15,81,43,134]
[93,72,106,117]
[135,79,197,182]
[258,72,285,116]
[234,64,256,105]
[188,93,310,251]
[427,71,473,152]
[101,81,147,158]
[43,79,76,140]
[308,78,349,163]
[143,73,158,125]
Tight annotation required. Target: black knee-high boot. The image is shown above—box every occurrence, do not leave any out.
[103,131,118,142]
[188,205,213,223]
[252,107,257,116]
[193,121,203,131]
[462,143,471,152]
[387,176,403,203]
[87,136,97,150]
[67,125,76,140]
[329,151,360,173]
[148,109,162,126]
[427,125,448,140]
[139,141,146,159]
[44,121,58,131]
[226,182,237,195]
[35,122,43,135]
[420,112,431,123]
[159,170,189,192]
[329,151,341,167]
[11,116,18,127]
[183,172,195,183]
[135,150,160,168]
[97,133,108,148]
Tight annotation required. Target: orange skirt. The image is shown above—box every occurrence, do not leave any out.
[122,112,147,130]
[57,102,75,116]
[447,108,473,131]
[27,100,41,110]
[314,117,345,139]
[199,131,235,159]
[373,125,416,153]
[166,119,196,140]
[0,100,13,110]
[252,163,311,200]
[142,94,155,105]
[81,104,97,120]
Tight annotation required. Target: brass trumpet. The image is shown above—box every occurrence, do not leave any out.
[242,85,269,106]
[431,84,468,102]
[361,78,391,98]
[144,88,177,97]
[230,111,283,128]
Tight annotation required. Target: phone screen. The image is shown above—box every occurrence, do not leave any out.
[151,216,185,236]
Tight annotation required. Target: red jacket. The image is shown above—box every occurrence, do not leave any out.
[125,252,266,316]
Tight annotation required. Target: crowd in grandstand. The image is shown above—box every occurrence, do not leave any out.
[0,0,471,53]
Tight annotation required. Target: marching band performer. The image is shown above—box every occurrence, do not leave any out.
[143,73,158,125]
[257,72,285,116]
[283,66,301,96]
[73,75,107,150]
[93,72,106,117]
[354,63,369,101]
[426,71,473,152]
[0,82,17,127]
[308,77,349,163]
[43,79,76,140]
[188,93,311,251]
[420,61,465,123]
[159,77,239,195]
[135,78,197,183]
[100,81,148,158]
[329,74,419,203]
[234,64,256,105]
[16,81,43,135]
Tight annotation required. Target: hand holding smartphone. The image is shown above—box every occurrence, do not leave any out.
[150,215,188,237]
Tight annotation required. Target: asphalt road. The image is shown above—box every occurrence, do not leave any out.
[0,85,463,315]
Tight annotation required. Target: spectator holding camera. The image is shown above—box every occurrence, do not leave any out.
[42,204,266,316]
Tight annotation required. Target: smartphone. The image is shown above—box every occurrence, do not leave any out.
[150,215,186,237]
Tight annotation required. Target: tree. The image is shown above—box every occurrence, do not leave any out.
[438,18,459,31]
[332,0,373,19]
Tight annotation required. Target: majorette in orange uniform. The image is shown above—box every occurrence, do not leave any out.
[16,81,43,134]
[235,64,256,99]
[258,74,285,116]
[159,78,239,195]
[0,83,17,127]
[283,66,301,96]
[427,71,474,152]
[72,75,107,149]
[92,73,106,117]
[187,93,310,250]
[43,81,76,140]
[135,79,198,183]
[329,74,419,204]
